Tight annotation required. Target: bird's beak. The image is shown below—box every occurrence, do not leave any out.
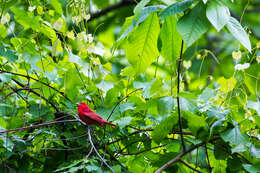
[76,103,80,106]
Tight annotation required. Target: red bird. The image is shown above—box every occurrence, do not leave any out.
[77,102,116,127]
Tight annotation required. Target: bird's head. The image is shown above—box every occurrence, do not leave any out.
[77,102,88,108]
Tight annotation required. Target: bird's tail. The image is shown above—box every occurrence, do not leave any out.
[104,121,116,127]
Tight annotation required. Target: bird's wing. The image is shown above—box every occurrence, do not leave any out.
[83,111,103,122]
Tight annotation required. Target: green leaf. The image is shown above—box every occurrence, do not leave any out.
[152,114,178,144]
[115,117,133,128]
[242,164,260,173]
[50,0,63,15]
[125,12,160,74]
[220,126,249,147]
[183,111,207,136]
[178,92,197,99]
[134,79,162,98]
[248,100,260,115]
[64,69,82,100]
[206,0,230,31]
[0,46,18,62]
[134,0,150,14]
[159,0,194,20]
[177,2,210,47]
[157,96,174,115]
[180,97,196,112]
[207,107,230,119]
[217,76,237,93]
[0,116,7,128]
[0,135,14,152]
[226,17,251,52]
[11,7,40,30]
[250,145,260,159]
[97,106,120,121]
[119,103,135,113]
[0,73,12,83]
[213,139,230,160]
[198,87,216,103]
[159,15,184,62]
[105,88,119,108]
[0,24,7,38]
[54,159,85,172]
[23,51,41,63]
[118,6,164,42]
[112,165,121,173]
[40,25,57,41]
[96,80,114,92]
[231,143,247,153]
[68,51,89,67]
[210,118,226,137]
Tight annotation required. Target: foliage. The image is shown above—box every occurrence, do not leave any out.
[0,0,260,172]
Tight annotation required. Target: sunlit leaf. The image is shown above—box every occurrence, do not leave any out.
[226,17,251,52]
[206,0,230,31]
[125,12,160,74]
[177,2,210,47]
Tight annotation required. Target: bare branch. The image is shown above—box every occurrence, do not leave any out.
[12,78,60,112]
[155,137,219,173]
[0,70,71,101]
[180,160,202,173]
[0,119,78,134]
[88,127,115,173]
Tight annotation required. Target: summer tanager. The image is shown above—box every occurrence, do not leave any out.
[77,102,116,127]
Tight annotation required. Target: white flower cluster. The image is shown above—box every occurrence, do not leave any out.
[77,32,94,43]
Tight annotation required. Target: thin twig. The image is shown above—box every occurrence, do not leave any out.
[204,144,212,172]
[85,147,94,159]
[0,70,71,101]
[115,138,151,157]
[21,146,85,153]
[107,128,152,145]
[177,40,186,151]
[107,88,142,121]
[11,78,60,112]
[180,160,202,173]
[44,133,88,141]
[119,144,167,156]
[74,64,88,92]
[87,127,115,173]
[107,129,192,145]
[0,87,39,102]
[0,119,78,134]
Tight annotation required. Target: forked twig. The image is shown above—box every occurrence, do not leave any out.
[87,126,115,173]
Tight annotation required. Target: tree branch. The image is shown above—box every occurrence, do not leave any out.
[11,78,60,112]
[88,0,136,22]
[155,137,219,173]
[0,87,40,102]
[0,70,71,102]
[87,126,115,173]
[0,119,78,134]
[180,160,202,173]
[177,40,186,151]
